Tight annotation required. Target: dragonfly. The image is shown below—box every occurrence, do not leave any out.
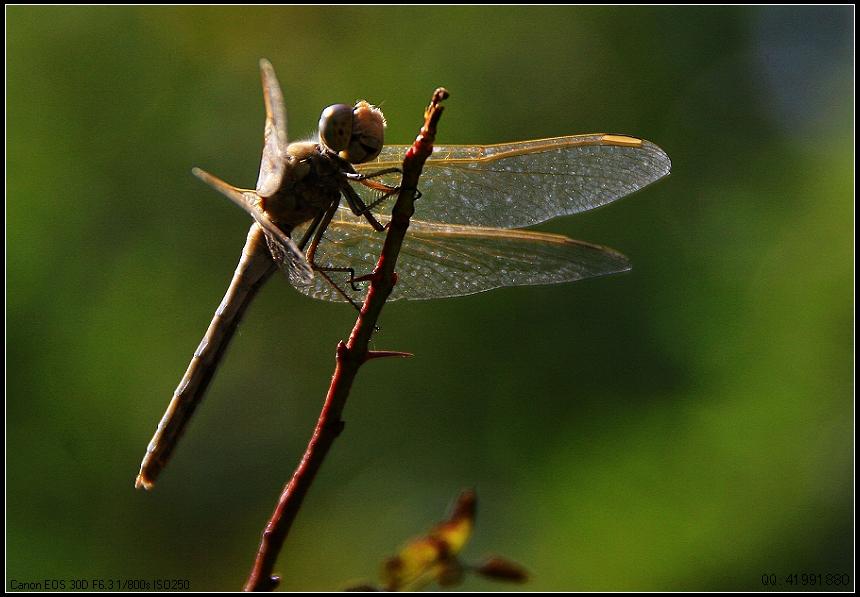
[135,59,671,490]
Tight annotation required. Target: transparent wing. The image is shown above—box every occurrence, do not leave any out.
[255,58,290,198]
[192,167,313,283]
[354,134,671,229]
[289,208,630,302]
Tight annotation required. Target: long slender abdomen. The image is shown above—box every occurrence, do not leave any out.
[136,224,276,490]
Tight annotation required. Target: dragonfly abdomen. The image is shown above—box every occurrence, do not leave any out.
[136,224,276,490]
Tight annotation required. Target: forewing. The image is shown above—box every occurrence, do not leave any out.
[192,167,313,283]
[256,59,290,198]
[355,134,670,229]
[289,208,630,302]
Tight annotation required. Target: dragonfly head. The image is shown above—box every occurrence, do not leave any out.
[318,100,386,164]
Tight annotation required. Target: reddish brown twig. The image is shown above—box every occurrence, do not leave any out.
[243,88,450,592]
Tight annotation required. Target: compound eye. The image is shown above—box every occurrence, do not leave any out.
[341,100,386,164]
[318,104,354,152]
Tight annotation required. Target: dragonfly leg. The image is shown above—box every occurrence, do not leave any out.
[314,268,382,335]
[314,267,363,311]
[303,198,384,308]
[345,173,422,220]
[344,166,401,181]
[302,199,365,308]
[305,199,341,266]
[297,208,327,252]
[316,265,364,292]
[339,179,393,232]
[355,174,401,204]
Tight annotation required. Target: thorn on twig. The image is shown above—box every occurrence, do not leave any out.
[352,271,381,285]
[365,350,414,362]
[323,419,346,437]
[262,575,280,591]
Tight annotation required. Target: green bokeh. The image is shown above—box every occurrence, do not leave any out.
[7,6,853,592]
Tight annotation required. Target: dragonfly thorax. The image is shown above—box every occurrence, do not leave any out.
[261,141,345,232]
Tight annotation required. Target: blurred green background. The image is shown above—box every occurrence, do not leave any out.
[6,6,853,592]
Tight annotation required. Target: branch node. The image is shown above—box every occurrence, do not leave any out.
[335,340,349,361]
[324,419,346,437]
